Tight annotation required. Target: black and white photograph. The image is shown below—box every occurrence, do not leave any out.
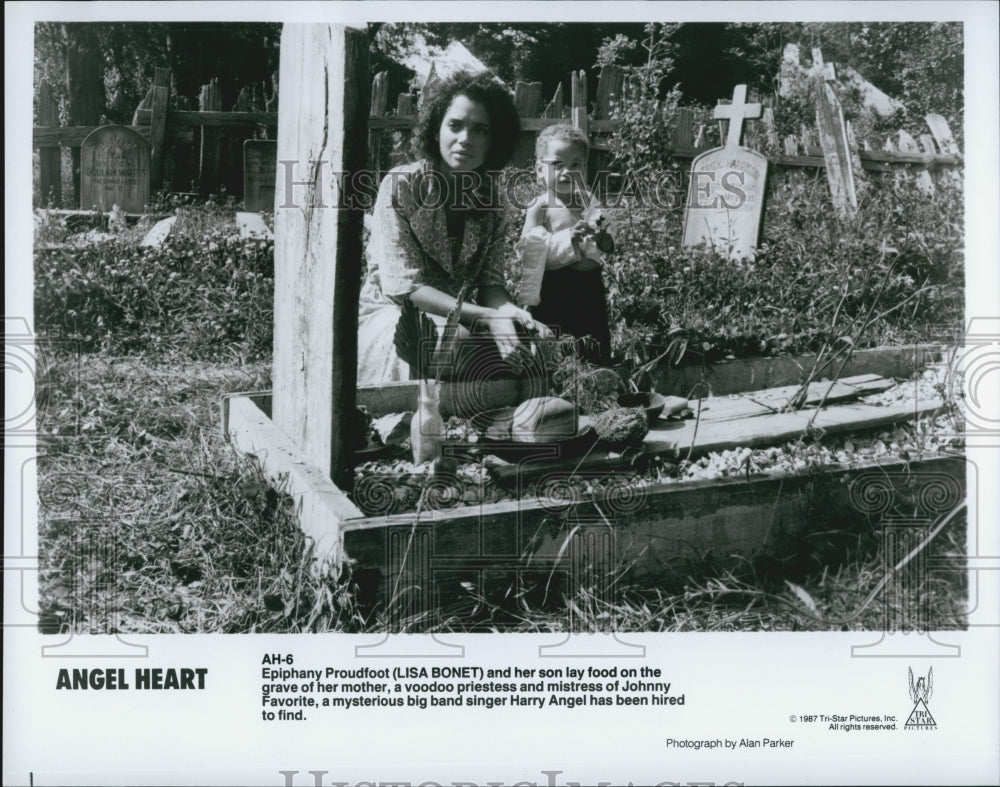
[5,2,999,785]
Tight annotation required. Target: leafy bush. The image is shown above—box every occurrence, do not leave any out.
[605,169,963,368]
[34,218,274,360]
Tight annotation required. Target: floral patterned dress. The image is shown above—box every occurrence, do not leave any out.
[357,160,509,384]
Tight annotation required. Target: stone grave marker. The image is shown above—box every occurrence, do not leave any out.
[80,125,150,213]
[243,140,278,212]
[683,85,768,260]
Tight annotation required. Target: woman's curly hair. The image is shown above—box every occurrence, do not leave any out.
[411,70,520,171]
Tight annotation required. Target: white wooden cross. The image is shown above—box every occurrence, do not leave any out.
[810,48,838,82]
[714,84,762,148]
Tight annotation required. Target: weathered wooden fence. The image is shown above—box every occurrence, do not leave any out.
[33,53,961,208]
[367,59,961,205]
[34,68,279,204]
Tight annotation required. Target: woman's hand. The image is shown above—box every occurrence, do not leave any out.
[484,302,552,359]
[495,302,552,338]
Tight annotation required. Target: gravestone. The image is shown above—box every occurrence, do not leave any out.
[243,140,278,212]
[80,125,150,213]
[683,85,768,260]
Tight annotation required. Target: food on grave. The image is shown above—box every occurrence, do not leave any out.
[591,406,649,449]
[511,396,578,443]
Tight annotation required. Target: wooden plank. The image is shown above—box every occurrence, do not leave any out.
[131,86,153,126]
[542,82,564,119]
[748,378,886,409]
[651,344,944,397]
[265,71,279,116]
[368,72,390,174]
[814,78,857,217]
[198,78,223,194]
[513,81,530,114]
[148,67,171,192]
[487,447,640,487]
[527,82,543,115]
[396,93,415,116]
[37,81,62,206]
[923,113,962,189]
[677,375,897,423]
[685,396,774,422]
[761,107,778,149]
[224,395,360,573]
[593,65,624,119]
[571,69,588,135]
[66,26,103,204]
[358,378,523,419]
[342,454,963,608]
[672,107,695,150]
[136,108,279,128]
[924,113,959,155]
[521,117,616,133]
[644,397,944,457]
[368,115,418,130]
[369,71,389,114]
[898,129,935,194]
[226,86,256,196]
[511,81,543,169]
[273,23,369,491]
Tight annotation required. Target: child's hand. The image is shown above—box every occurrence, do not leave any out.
[570,220,595,261]
[570,220,595,244]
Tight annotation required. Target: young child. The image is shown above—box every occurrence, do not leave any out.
[517,124,615,364]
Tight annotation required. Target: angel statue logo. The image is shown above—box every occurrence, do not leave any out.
[905,667,937,730]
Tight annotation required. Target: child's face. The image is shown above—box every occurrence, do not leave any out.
[536,138,588,199]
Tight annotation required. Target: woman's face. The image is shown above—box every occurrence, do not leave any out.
[437,94,491,172]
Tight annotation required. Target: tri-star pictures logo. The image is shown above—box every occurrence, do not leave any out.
[905,667,937,731]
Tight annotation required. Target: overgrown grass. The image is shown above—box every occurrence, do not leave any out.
[34,202,273,360]
[35,343,967,633]
[33,188,967,634]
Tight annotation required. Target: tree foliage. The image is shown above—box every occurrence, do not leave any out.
[34,22,280,125]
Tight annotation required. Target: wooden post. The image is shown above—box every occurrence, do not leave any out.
[391,93,416,168]
[812,50,858,218]
[571,70,588,135]
[801,123,821,157]
[672,107,694,150]
[131,87,153,126]
[65,24,103,205]
[37,81,62,206]
[924,113,962,188]
[198,77,223,194]
[543,82,564,119]
[593,65,624,119]
[368,71,389,175]
[512,80,542,168]
[421,61,440,107]
[229,86,254,195]
[148,66,171,194]
[897,129,935,195]
[760,107,779,150]
[273,23,369,490]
